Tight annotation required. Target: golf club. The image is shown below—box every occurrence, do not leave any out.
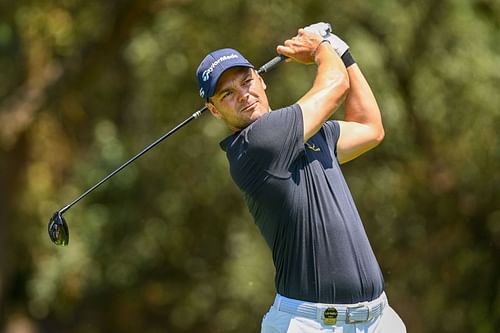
[48,54,287,246]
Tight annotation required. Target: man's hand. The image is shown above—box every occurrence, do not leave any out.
[303,22,332,38]
[304,22,350,58]
[276,29,324,64]
[277,25,349,143]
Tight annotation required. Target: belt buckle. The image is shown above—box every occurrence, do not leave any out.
[323,307,338,325]
[346,304,370,324]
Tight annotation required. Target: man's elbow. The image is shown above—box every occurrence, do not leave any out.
[338,71,350,100]
[370,105,384,145]
[326,71,350,108]
[373,126,385,146]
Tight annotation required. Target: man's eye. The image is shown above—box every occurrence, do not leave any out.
[221,91,232,100]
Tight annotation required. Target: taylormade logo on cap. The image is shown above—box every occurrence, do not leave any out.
[202,54,239,82]
[196,48,254,100]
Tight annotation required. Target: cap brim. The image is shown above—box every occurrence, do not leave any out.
[208,63,254,99]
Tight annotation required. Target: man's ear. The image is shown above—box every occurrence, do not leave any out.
[257,74,267,90]
[206,101,222,120]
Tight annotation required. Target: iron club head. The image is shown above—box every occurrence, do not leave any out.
[48,211,69,246]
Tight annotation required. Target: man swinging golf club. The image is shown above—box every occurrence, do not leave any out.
[196,22,406,333]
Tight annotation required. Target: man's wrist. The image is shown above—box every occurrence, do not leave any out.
[313,39,331,62]
[341,50,356,68]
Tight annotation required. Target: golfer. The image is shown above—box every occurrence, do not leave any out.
[196,23,406,333]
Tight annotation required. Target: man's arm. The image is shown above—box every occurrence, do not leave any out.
[299,23,384,164]
[276,29,349,143]
[318,28,384,164]
[336,63,384,164]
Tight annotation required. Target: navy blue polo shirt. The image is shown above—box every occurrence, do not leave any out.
[220,104,384,304]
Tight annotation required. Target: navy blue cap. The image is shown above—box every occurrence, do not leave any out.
[196,48,254,100]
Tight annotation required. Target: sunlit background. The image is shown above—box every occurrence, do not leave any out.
[1,0,499,332]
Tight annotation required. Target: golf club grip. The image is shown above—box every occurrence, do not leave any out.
[257,54,287,74]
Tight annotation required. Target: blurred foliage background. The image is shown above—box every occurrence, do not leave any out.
[1,0,499,332]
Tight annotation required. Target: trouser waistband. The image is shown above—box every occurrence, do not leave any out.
[273,292,387,325]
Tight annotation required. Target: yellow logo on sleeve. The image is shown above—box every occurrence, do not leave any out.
[305,142,321,152]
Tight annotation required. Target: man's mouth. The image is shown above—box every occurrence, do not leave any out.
[240,102,257,113]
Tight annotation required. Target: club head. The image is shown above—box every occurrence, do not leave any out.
[48,211,69,246]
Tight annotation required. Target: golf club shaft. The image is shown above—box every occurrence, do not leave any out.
[257,54,287,74]
[58,54,287,215]
[60,107,207,214]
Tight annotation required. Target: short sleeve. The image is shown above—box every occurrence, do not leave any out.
[244,104,304,178]
[322,120,341,157]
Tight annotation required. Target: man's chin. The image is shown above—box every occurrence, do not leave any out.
[249,110,266,122]
[234,109,268,130]
[252,106,270,118]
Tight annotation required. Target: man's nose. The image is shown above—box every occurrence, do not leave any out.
[237,87,250,102]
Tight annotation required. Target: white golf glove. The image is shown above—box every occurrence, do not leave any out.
[304,22,350,58]
[303,22,333,39]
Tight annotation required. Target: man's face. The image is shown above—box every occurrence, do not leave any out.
[207,67,270,131]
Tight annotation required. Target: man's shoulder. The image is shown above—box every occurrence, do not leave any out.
[219,131,241,152]
[251,104,302,131]
[272,103,302,113]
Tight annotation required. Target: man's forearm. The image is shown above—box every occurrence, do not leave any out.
[315,27,383,135]
[303,25,385,162]
[298,42,350,142]
[343,64,384,138]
